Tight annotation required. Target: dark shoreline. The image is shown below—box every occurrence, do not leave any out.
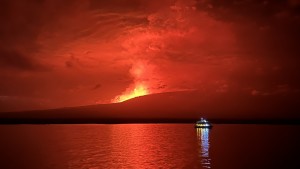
[1,118,300,125]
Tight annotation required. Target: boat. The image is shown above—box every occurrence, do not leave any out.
[195,118,212,128]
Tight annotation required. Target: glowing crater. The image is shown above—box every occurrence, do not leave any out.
[113,84,148,103]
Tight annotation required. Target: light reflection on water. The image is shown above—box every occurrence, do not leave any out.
[1,124,299,169]
[196,128,211,168]
[0,124,200,169]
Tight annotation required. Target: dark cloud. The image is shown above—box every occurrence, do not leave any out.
[0,0,300,111]
[92,84,102,90]
[205,0,300,57]
[0,49,34,70]
[89,0,143,11]
[0,0,58,71]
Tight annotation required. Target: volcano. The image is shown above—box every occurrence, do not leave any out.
[0,91,300,124]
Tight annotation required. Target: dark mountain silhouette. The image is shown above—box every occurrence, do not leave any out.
[0,91,300,124]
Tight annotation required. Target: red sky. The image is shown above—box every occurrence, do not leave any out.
[1,0,300,112]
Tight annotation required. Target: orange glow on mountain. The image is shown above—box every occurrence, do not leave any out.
[112,61,151,103]
[113,84,149,102]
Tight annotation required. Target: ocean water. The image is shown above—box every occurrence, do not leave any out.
[0,124,299,169]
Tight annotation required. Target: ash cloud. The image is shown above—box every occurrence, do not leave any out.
[0,0,300,111]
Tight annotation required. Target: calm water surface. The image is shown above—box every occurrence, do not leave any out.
[0,124,299,169]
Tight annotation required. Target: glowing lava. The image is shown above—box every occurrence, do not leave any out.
[113,84,148,102]
[112,61,151,103]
